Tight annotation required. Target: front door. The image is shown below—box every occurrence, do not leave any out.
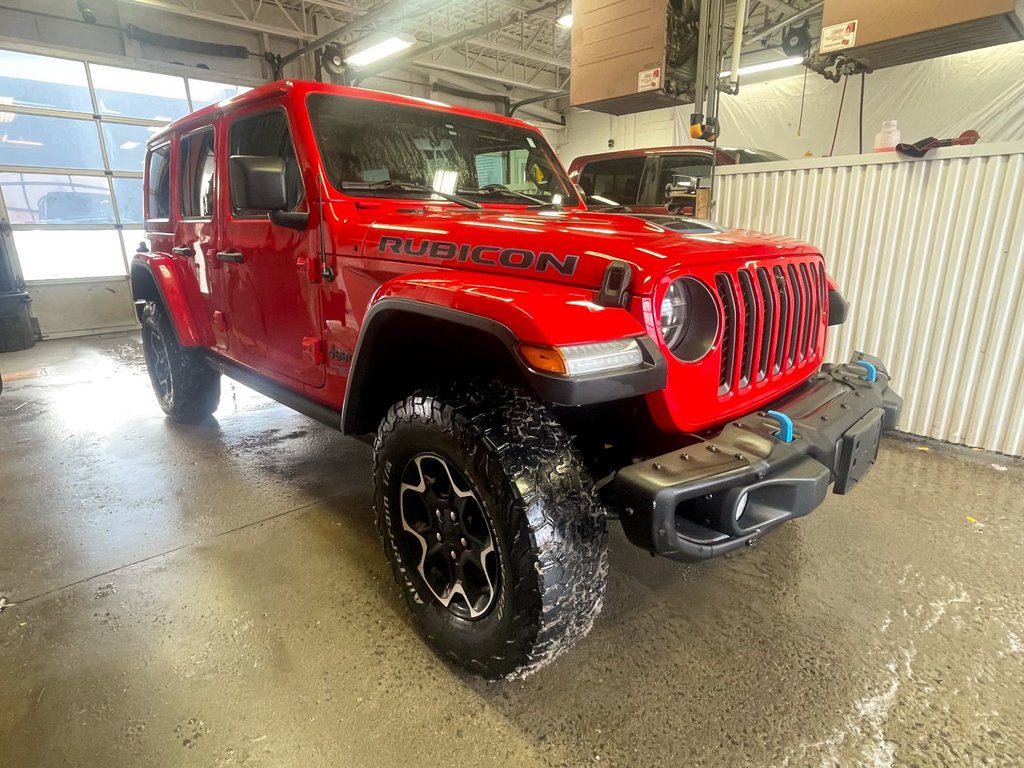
[218,105,324,388]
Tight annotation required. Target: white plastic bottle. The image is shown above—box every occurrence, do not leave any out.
[874,120,901,152]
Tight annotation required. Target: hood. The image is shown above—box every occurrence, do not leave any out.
[356,206,821,296]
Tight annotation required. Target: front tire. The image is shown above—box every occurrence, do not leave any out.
[141,301,220,423]
[373,383,608,679]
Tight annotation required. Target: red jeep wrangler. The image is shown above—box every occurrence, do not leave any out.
[132,80,901,678]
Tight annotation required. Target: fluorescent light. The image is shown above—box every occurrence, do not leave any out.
[720,55,804,78]
[344,34,416,67]
[557,13,573,28]
[120,141,140,150]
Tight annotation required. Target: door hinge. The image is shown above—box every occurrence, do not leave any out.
[302,336,324,366]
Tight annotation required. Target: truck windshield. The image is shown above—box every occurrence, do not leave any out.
[307,93,577,207]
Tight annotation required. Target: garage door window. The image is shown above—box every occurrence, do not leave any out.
[0,173,115,224]
[89,64,189,122]
[0,113,104,170]
[0,47,254,283]
[0,50,92,113]
[189,80,251,112]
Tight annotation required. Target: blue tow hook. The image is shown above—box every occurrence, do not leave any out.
[853,360,878,383]
[766,410,794,443]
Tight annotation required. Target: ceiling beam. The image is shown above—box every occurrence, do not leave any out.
[121,0,315,40]
[279,0,413,67]
[353,0,559,80]
[464,38,568,70]
[429,70,565,122]
[414,61,564,93]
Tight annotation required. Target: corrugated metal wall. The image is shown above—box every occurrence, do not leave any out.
[714,143,1024,457]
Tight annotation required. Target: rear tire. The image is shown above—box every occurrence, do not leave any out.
[373,382,608,679]
[141,301,220,423]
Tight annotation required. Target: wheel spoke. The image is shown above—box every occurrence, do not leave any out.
[397,452,499,621]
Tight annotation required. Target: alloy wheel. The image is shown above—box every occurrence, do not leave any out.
[398,453,499,620]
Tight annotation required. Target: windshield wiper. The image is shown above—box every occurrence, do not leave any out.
[461,183,546,206]
[340,180,482,210]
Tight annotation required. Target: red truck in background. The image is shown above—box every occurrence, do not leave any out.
[132,80,901,679]
[568,145,785,214]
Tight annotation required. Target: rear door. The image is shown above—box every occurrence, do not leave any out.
[175,124,227,349]
[218,105,324,387]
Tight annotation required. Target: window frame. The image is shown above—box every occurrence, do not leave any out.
[226,105,303,221]
[145,140,173,224]
[178,124,217,222]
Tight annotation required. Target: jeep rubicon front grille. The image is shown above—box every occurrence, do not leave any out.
[714,257,826,397]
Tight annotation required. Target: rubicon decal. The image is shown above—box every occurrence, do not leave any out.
[377,236,579,276]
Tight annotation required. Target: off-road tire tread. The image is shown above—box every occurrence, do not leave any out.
[142,301,220,424]
[373,382,609,679]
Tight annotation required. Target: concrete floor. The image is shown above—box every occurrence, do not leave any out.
[1,334,1022,768]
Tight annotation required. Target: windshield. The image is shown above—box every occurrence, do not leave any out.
[307,93,577,207]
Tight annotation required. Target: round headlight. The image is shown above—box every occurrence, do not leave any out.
[660,280,691,349]
[658,277,718,362]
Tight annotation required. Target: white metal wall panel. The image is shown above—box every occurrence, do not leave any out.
[714,143,1024,457]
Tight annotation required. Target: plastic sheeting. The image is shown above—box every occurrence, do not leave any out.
[672,40,1024,160]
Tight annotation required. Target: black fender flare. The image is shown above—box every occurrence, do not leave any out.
[341,298,666,436]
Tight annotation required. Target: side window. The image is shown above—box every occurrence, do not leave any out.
[229,109,302,216]
[179,128,216,218]
[577,156,645,205]
[654,154,714,203]
[146,143,171,220]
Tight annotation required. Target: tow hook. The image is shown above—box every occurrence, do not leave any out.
[852,360,878,382]
[766,410,795,442]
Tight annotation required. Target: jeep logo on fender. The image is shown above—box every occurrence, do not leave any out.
[377,236,579,276]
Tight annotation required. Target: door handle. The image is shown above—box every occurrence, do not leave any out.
[216,251,244,264]
[171,245,193,256]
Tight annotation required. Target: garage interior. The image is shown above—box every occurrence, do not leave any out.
[1,1,1023,766]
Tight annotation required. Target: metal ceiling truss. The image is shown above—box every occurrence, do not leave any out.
[122,0,573,87]
[117,0,823,111]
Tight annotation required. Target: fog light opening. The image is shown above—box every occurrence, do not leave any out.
[735,491,749,522]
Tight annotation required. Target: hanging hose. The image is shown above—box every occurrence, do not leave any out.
[859,72,866,154]
[829,75,849,157]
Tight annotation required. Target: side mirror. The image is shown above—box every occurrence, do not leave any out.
[229,155,288,212]
[229,155,308,231]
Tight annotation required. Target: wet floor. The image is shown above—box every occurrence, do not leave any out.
[1,333,1022,767]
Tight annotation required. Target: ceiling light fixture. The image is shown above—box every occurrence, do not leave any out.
[344,34,416,68]
[719,55,804,78]
[556,13,573,28]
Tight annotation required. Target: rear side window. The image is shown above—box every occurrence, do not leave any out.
[577,156,645,206]
[652,154,715,204]
[146,144,171,220]
[229,110,302,216]
[179,128,216,219]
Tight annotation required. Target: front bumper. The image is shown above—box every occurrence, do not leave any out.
[614,352,903,562]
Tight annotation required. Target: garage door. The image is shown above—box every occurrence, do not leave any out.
[0,48,250,338]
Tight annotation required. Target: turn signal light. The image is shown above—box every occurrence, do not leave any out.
[518,344,567,375]
[519,338,645,377]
